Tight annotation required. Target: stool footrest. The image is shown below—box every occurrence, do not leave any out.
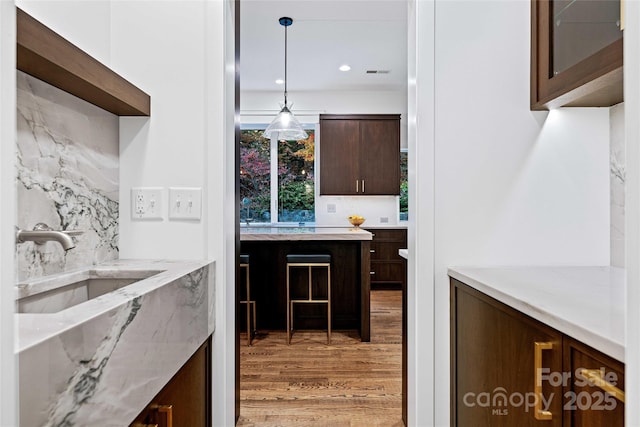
[286,254,331,264]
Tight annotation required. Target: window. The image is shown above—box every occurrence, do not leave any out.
[240,128,315,224]
[400,150,408,221]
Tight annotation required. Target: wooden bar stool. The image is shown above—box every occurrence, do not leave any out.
[286,254,331,344]
[240,254,257,346]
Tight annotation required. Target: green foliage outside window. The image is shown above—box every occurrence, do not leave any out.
[240,129,315,223]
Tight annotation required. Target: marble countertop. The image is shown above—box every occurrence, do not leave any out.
[16,259,215,426]
[448,266,625,362]
[399,249,408,259]
[241,226,373,241]
[16,259,213,352]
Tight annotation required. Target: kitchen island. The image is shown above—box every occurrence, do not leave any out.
[241,226,373,341]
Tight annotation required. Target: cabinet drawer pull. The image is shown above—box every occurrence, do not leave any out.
[356,180,359,193]
[534,342,553,421]
[579,369,625,403]
[370,271,376,275]
[370,249,376,253]
[150,404,173,427]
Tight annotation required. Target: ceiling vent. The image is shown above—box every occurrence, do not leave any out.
[366,70,391,74]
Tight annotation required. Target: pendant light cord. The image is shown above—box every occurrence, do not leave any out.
[284,22,288,107]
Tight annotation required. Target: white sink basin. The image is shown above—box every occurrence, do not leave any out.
[16,269,163,313]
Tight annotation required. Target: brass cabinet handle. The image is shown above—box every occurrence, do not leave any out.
[534,342,553,421]
[150,404,173,427]
[579,368,625,403]
[356,180,359,193]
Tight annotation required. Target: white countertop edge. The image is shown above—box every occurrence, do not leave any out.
[448,267,625,363]
[241,227,373,241]
[15,259,214,353]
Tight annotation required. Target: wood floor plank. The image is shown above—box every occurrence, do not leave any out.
[238,290,403,426]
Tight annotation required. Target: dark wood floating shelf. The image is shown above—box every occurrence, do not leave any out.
[16,8,150,116]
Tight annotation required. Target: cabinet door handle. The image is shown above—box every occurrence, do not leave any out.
[362,179,365,193]
[370,271,376,275]
[150,404,173,427]
[534,342,553,421]
[370,249,376,253]
[356,180,359,193]
[579,369,625,403]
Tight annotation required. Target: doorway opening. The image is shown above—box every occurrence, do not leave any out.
[235,0,409,425]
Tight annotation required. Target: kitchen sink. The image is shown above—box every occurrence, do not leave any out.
[16,269,164,314]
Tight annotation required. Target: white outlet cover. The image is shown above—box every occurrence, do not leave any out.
[169,187,202,221]
[131,187,163,220]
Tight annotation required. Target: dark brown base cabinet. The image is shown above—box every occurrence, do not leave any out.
[365,228,407,290]
[451,279,624,427]
[130,336,212,427]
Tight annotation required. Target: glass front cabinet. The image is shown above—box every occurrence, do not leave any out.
[531,0,623,110]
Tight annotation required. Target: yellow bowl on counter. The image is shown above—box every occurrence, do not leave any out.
[348,215,365,227]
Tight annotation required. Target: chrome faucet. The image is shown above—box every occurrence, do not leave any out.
[16,223,81,251]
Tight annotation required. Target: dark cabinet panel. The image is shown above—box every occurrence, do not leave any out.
[360,119,400,195]
[240,239,371,341]
[131,337,211,427]
[319,119,360,195]
[531,0,623,109]
[562,338,624,427]
[451,280,563,427]
[320,114,400,196]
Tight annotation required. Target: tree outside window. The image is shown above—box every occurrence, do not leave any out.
[240,129,315,224]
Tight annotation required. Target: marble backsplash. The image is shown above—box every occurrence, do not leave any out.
[610,103,625,268]
[16,71,119,281]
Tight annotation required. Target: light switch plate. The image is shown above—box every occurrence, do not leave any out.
[169,187,202,220]
[131,187,163,220]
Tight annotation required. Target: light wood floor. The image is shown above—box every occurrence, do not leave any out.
[237,290,403,427]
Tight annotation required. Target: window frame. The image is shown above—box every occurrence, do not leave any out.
[240,121,318,225]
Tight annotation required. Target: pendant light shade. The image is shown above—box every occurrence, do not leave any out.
[263,17,308,141]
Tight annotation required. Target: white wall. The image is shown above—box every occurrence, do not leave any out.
[426,2,610,426]
[407,0,435,424]
[624,1,640,424]
[116,1,210,260]
[112,3,229,425]
[0,2,17,425]
[15,0,112,65]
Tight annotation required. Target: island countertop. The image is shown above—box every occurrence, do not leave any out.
[241,226,373,241]
[448,266,625,362]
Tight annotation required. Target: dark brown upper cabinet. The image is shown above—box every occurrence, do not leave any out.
[17,8,150,116]
[531,0,623,110]
[320,114,400,196]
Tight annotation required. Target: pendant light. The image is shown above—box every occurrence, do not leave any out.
[263,17,309,141]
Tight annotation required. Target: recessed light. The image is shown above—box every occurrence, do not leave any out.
[275,79,284,85]
[339,64,351,72]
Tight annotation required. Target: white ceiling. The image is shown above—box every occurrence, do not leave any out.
[240,0,408,92]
